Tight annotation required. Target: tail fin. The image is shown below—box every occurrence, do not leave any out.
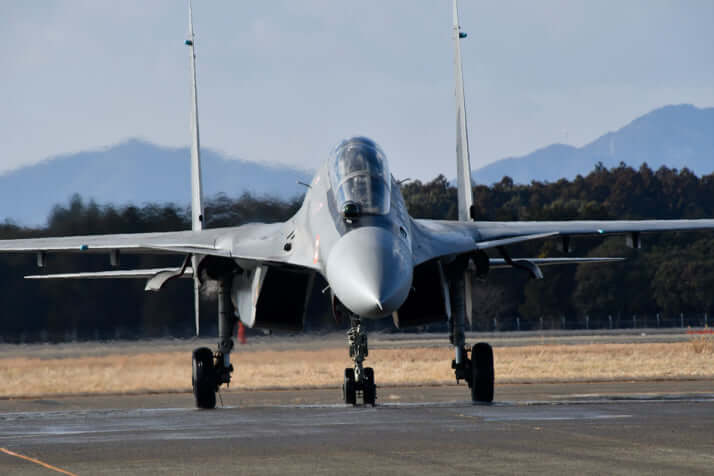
[452,0,474,326]
[453,0,474,223]
[186,0,204,335]
[187,0,204,231]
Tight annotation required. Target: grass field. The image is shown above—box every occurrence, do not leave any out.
[0,337,712,399]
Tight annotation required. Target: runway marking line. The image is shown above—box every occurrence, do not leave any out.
[0,447,78,476]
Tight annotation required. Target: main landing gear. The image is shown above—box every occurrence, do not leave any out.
[192,347,217,409]
[452,343,494,403]
[342,317,376,406]
[191,345,234,410]
[448,260,494,403]
[192,278,236,409]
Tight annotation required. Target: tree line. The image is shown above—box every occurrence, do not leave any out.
[402,162,714,329]
[1,162,712,341]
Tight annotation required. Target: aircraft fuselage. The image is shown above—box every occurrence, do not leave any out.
[294,137,414,319]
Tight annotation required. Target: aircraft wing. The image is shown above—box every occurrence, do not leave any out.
[0,222,316,270]
[0,228,228,255]
[412,218,714,265]
[465,219,714,241]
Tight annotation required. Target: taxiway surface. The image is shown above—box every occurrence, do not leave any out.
[1,380,712,475]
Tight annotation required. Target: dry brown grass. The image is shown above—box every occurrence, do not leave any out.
[0,342,712,399]
[689,334,714,354]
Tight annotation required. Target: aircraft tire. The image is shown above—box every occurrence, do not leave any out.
[192,347,217,409]
[470,342,494,403]
[343,368,356,405]
[363,367,376,406]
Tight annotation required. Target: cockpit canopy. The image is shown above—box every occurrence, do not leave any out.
[329,137,391,216]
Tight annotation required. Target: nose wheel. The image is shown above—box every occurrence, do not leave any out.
[362,367,376,405]
[343,366,376,406]
[343,368,356,405]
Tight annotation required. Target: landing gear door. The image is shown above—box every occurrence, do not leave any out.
[232,264,268,328]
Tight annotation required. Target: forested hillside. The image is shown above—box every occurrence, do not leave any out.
[405,163,714,330]
[1,162,712,341]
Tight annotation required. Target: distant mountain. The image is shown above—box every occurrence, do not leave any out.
[473,104,714,185]
[0,139,312,226]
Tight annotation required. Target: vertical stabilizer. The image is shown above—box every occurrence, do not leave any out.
[187,0,204,232]
[452,0,474,325]
[453,0,474,223]
[186,0,203,335]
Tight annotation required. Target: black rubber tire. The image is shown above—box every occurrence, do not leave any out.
[192,347,217,409]
[470,342,494,403]
[343,368,356,405]
[363,367,376,406]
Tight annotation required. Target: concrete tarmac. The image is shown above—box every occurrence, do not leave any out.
[0,380,712,475]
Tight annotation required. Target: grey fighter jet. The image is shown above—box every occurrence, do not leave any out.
[2,1,714,408]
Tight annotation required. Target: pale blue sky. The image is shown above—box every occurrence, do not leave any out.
[2,1,713,181]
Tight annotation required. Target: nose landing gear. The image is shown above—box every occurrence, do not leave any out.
[342,317,377,406]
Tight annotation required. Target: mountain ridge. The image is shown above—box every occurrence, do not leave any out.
[473,104,714,184]
[0,139,312,226]
[3,104,712,225]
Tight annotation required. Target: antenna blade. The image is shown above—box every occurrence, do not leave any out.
[453,0,474,222]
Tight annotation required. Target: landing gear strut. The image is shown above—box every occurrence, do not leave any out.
[342,317,376,406]
[192,278,236,409]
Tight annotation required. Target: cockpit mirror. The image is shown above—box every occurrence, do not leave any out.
[342,201,362,221]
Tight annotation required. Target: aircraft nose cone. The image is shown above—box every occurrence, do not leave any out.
[326,226,413,318]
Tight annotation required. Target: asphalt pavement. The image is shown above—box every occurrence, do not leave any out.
[1,380,712,475]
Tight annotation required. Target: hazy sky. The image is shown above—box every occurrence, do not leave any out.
[3,1,713,181]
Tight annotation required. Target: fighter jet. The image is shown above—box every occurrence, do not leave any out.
[2,1,713,408]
